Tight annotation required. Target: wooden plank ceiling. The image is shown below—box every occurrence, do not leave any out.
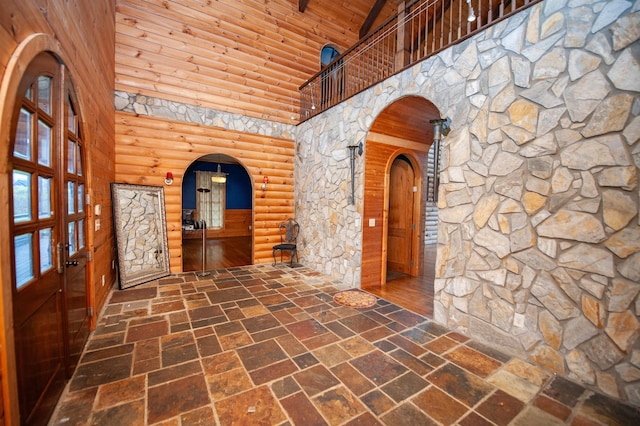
[298,0,395,38]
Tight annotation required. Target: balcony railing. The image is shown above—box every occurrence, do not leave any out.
[299,0,541,120]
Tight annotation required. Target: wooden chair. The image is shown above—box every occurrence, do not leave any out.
[272,218,299,266]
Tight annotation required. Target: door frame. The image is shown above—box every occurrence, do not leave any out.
[0,34,95,424]
[381,151,423,283]
[180,153,255,271]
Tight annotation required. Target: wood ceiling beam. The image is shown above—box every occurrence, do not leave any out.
[359,0,387,38]
[299,0,310,13]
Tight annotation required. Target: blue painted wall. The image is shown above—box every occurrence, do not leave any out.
[182,161,252,209]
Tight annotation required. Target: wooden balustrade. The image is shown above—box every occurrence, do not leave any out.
[299,0,540,120]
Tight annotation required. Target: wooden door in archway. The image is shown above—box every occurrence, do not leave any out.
[387,156,415,276]
[9,52,90,425]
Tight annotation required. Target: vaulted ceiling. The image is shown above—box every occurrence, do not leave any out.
[297,0,397,39]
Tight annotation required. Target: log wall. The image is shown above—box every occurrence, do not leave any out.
[114,0,396,123]
[183,209,252,239]
[0,1,116,423]
[115,112,295,270]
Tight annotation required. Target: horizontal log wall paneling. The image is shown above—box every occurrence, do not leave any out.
[115,112,294,271]
[183,209,252,239]
[115,0,397,124]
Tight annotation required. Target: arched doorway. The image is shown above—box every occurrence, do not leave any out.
[6,51,90,425]
[361,95,441,317]
[181,154,253,271]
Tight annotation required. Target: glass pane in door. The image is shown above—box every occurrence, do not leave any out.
[78,184,84,213]
[39,228,53,272]
[38,120,52,166]
[14,233,34,288]
[67,181,75,214]
[37,76,52,114]
[76,144,83,176]
[68,222,76,255]
[13,170,32,223]
[38,176,52,219]
[67,140,76,173]
[78,219,85,249]
[14,109,31,160]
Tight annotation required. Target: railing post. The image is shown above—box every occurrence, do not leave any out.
[395,1,410,71]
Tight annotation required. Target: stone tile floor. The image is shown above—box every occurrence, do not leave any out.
[50,264,640,425]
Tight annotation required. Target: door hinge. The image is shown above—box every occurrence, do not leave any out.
[412,223,416,230]
[410,260,414,267]
[86,193,91,205]
[88,306,94,317]
[87,251,92,262]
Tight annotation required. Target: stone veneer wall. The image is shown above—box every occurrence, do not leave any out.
[114,92,296,140]
[295,0,640,406]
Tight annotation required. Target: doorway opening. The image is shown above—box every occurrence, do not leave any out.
[361,95,441,317]
[8,51,90,425]
[181,154,253,271]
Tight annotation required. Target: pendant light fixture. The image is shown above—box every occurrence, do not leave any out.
[467,0,476,22]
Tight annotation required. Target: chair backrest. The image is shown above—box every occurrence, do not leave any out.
[279,218,299,244]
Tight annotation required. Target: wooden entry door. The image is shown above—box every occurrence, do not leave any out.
[9,53,90,425]
[387,157,415,275]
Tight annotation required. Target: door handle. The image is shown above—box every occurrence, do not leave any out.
[66,260,79,267]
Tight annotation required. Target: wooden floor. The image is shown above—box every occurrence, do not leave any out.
[182,236,252,271]
[366,245,436,318]
[182,236,435,317]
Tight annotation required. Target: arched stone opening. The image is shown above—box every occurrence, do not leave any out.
[361,95,442,307]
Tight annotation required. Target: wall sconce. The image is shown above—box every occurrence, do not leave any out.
[164,171,174,185]
[429,117,451,203]
[466,0,476,22]
[347,142,363,205]
[262,175,269,191]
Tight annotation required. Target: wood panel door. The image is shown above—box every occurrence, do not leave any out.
[9,53,89,425]
[387,157,415,275]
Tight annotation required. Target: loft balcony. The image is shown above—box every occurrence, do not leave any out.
[299,0,541,121]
